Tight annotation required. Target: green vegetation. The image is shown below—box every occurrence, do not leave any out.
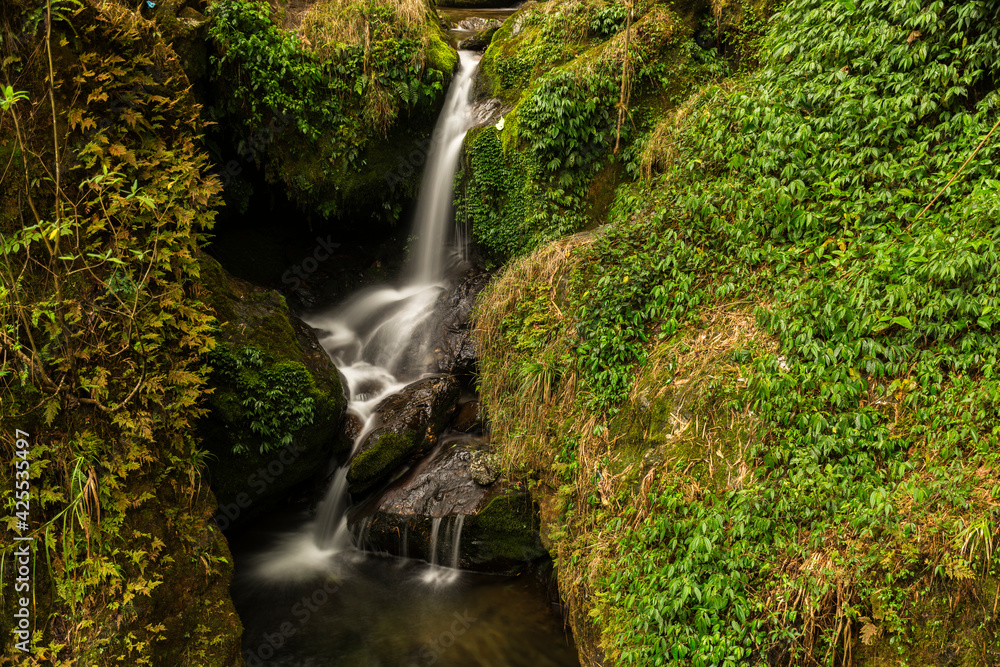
[0,0,239,662]
[208,0,456,219]
[348,430,419,491]
[475,0,1000,663]
[459,0,753,266]
[207,345,316,454]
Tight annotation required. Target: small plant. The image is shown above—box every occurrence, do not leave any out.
[0,85,28,111]
[209,344,316,454]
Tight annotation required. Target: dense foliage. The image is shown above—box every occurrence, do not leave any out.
[207,344,316,454]
[0,1,239,662]
[477,0,1000,663]
[459,0,748,266]
[208,0,455,219]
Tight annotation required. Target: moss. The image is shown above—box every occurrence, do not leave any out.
[198,255,348,525]
[199,254,342,396]
[459,124,535,264]
[466,491,547,563]
[426,32,458,77]
[348,430,421,492]
[479,17,540,104]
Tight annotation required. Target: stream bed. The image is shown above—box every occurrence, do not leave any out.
[226,43,580,667]
[232,518,579,667]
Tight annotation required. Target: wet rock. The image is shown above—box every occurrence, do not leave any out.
[458,26,499,51]
[344,413,365,443]
[198,254,349,530]
[470,97,507,128]
[347,375,461,493]
[431,271,490,376]
[469,449,500,485]
[455,17,502,31]
[451,398,482,433]
[355,442,546,573]
[368,439,488,517]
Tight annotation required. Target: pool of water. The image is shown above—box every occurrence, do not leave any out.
[232,517,580,667]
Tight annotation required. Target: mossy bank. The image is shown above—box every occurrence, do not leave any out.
[472,0,1000,663]
[0,0,240,661]
[207,0,459,225]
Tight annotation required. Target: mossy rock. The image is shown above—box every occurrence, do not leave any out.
[198,253,349,528]
[357,440,546,574]
[348,430,423,491]
[347,375,461,492]
[458,26,499,51]
[126,484,244,666]
[426,31,459,74]
[464,490,547,567]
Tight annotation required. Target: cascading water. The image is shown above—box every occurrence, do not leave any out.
[232,46,580,667]
[253,51,482,579]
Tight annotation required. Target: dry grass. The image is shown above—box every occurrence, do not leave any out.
[641,307,773,490]
[299,0,431,54]
[474,232,593,472]
[297,0,433,133]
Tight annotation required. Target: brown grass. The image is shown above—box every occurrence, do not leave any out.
[299,0,431,53]
[474,232,593,472]
[638,81,736,180]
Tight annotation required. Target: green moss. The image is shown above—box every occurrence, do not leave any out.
[347,430,421,491]
[458,126,534,264]
[426,32,458,77]
[480,17,538,103]
[467,491,546,562]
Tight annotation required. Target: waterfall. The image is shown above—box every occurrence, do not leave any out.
[408,51,479,284]
[428,517,443,567]
[450,514,465,569]
[305,51,482,555]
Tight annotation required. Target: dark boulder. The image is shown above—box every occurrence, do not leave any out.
[346,375,461,493]
[354,440,547,573]
[458,27,498,52]
[198,254,349,529]
[451,398,483,433]
[430,271,490,376]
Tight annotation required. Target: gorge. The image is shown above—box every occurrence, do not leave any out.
[2,0,1000,664]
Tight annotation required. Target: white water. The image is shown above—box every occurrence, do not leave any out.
[450,514,465,568]
[408,51,480,284]
[252,51,481,582]
[420,514,465,584]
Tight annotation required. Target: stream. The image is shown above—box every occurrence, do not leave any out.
[229,49,580,667]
